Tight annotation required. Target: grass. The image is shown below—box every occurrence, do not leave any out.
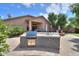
[73,33,79,37]
[66,33,79,37]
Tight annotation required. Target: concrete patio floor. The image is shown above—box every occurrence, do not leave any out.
[60,34,79,56]
[5,33,79,56]
[6,34,59,56]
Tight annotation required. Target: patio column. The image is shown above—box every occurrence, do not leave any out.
[29,20,32,31]
[46,24,48,32]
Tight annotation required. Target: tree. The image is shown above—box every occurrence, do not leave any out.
[48,13,67,32]
[68,17,75,28]
[7,14,12,19]
[0,16,1,19]
[0,20,9,56]
[48,13,57,31]
[70,3,79,16]
[69,17,79,28]
[56,13,67,30]
[70,3,79,29]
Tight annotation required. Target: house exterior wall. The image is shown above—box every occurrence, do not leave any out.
[4,16,52,32]
[4,16,33,30]
[33,17,52,31]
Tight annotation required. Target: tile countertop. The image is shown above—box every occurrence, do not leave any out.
[21,32,60,37]
[37,32,60,37]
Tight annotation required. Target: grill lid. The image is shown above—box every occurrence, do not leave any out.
[26,31,37,37]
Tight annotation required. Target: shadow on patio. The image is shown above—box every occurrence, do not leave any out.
[71,45,79,52]
[13,44,59,54]
[69,38,79,52]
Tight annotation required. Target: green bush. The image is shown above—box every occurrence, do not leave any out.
[75,28,79,33]
[0,20,9,56]
[8,25,25,37]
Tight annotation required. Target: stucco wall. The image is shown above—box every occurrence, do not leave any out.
[31,17,52,31]
[4,16,33,30]
[4,16,52,31]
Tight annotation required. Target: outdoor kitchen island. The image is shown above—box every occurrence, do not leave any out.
[20,31,60,51]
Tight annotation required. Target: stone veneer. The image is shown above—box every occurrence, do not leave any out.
[20,33,60,51]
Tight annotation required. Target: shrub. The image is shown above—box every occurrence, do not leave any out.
[0,20,9,56]
[75,28,79,33]
[8,25,25,37]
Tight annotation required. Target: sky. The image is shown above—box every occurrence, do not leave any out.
[0,3,74,20]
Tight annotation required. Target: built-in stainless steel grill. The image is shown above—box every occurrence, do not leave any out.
[26,31,37,38]
[26,31,37,47]
[20,32,60,50]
